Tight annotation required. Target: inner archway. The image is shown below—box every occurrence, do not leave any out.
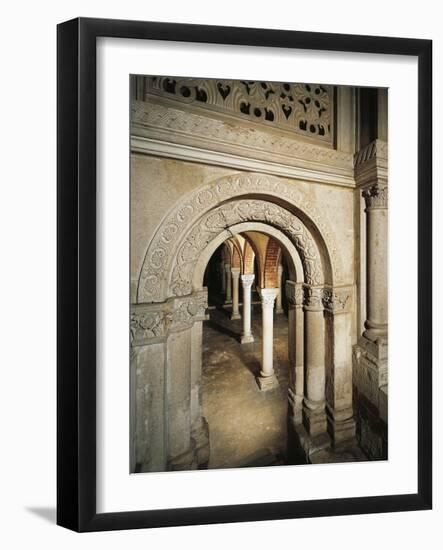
[201,232,292,468]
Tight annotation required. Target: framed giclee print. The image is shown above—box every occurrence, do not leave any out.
[57,18,432,532]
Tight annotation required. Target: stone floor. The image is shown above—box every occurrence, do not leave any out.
[202,300,289,469]
[201,293,368,469]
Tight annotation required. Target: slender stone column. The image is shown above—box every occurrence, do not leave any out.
[362,184,388,341]
[303,286,327,437]
[323,286,356,446]
[230,268,241,320]
[286,281,304,425]
[224,263,232,304]
[257,288,279,391]
[275,264,284,314]
[240,274,255,343]
[220,261,226,293]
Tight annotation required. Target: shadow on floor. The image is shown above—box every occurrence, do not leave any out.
[25,506,56,524]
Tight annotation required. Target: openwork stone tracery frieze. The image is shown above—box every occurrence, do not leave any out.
[137,174,342,303]
[144,77,333,143]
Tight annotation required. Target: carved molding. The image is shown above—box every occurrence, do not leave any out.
[137,174,341,303]
[131,290,208,346]
[354,139,388,189]
[131,101,354,187]
[144,77,333,143]
[354,139,388,168]
[362,184,388,209]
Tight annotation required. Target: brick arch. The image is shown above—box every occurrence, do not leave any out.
[263,238,281,288]
[243,239,255,275]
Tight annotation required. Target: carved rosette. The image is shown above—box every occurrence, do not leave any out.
[131,290,208,346]
[136,174,341,303]
[322,286,353,314]
[362,184,388,209]
[285,281,303,308]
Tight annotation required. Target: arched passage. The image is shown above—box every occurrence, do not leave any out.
[131,176,355,471]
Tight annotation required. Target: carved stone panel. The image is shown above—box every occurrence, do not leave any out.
[143,77,334,144]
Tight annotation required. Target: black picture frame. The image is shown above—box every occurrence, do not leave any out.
[57,17,432,532]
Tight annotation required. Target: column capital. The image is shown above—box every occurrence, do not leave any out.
[362,183,388,209]
[230,267,241,278]
[322,286,353,314]
[303,285,324,311]
[286,280,303,308]
[241,273,255,288]
[224,263,231,273]
[259,287,279,308]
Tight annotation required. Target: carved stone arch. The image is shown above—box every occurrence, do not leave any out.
[169,199,325,298]
[137,173,338,303]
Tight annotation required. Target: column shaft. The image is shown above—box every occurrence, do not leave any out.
[363,184,388,340]
[241,274,255,344]
[303,287,327,437]
[224,264,232,303]
[230,268,241,320]
[257,288,279,391]
[275,264,284,314]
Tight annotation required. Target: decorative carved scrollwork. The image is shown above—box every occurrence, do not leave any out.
[322,286,353,313]
[131,290,208,345]
[137,174,341,303]
[144,77,333,143]
[285,281,304,307]
[169,199,323,297]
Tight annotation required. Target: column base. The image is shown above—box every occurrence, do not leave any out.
[303,404,327,437]
[191,417,210,467]
[327,411,356,448]
[256,374,279,391]
[289,422,331,463]
[230,312,241,320]
[240,333,254,344]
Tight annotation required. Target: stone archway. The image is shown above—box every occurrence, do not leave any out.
[131,173,355,471]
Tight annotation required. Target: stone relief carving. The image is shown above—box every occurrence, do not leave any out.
[131,102,352,171]
[170,200,323,297]
[285,281,304,307]
[322,286,353,313]
[144,77,333,142]
[137,174,341,303]
[131,290,208,345]
[362,184,388,209]
[303,286,324,309]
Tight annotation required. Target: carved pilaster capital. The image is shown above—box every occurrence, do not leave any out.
[131,289,208,345]
[303,285,324,311]
[286,281,303,308]
[241,273,255,289]
[322,286,353,314]
[259,287,279,308]
[362,183,388,209]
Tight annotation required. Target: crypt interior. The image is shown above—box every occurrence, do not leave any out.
[130,76,388,472]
